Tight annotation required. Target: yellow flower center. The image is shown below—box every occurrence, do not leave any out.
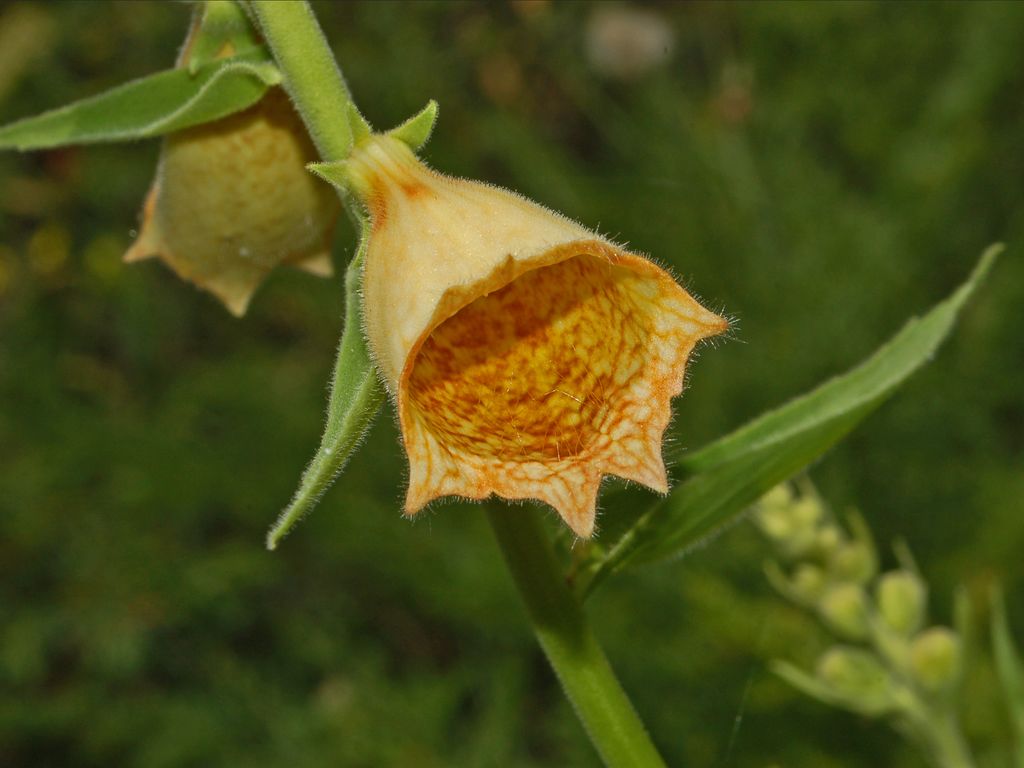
[407,254,649,462]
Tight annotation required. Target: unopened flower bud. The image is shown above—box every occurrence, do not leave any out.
[830,541,876,584]
[814,524,842,556]
[783,526,819,559]
[816,647,893,713]
[755,503,795,543]
[791,496,825,529]
[909,627,961,693]
[789,563,827,605]
[876,571,926,637]
[818,583,871,640]
[761,484,795,510]
[124,17,339,315]
[755,487,824,557]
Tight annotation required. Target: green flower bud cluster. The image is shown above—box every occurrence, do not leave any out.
[757,482,975,767]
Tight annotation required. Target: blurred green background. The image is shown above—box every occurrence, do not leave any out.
[1,1,1021,766]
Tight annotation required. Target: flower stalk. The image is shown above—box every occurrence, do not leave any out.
[249,0,366,166]
[487,504,668,768]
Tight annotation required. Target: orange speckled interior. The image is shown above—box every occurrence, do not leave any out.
[399,244,726,537]
[409,255,646,463]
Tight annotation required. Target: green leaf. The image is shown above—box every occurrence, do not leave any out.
[307,160,351,192]
[991,586,1024,768]
[580,245,1001,597]
[0,49,280,151]
[266,225,386,550]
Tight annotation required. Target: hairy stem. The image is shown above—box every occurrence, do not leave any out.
[487,505,668,768]
[249,0,365,163]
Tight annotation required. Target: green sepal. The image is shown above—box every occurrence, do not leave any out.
[387,100,439,151]
[187,0,262,74]
[0,49,280,151]
[578,245,1001,598]
[346,102,372,145]
[307,160,351,192]
[266,220,386,550]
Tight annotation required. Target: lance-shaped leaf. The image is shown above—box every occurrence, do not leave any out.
[266,229,386,550]
[991,587,1024,768]
[0,49,280,151]
[579,245,1000,597]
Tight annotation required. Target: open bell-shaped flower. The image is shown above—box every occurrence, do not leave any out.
[124,16,340,316]
[329,134,727,537]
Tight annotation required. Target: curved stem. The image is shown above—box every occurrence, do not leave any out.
[487,505,668,768]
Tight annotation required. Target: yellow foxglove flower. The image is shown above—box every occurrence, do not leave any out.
[124,23,339,316]
[343,135,727,537]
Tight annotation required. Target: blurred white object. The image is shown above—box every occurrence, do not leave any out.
[586,4,675,81]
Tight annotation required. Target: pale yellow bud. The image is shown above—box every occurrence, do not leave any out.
[791,496,825,529]
[814,524,842,555]
[831,541,876,584]
[816,647,894,713]
[760,484,794,511]
[789,563,827,605]
[124,22,339,315]
[876,571,927,637]
[817,583,871,640]
[909,627,961,692]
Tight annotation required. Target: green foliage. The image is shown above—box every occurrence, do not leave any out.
[0,49,279,150]
[266,227,384,550]
[274,98,439,549]
[1,2,1021,766]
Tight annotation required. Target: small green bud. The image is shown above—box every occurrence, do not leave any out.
[754,485,826,557]
[830,541,877,584]
[761,484,795,510]
[816,646,893,713]
[818,583,871,640]
[790,563,827,605]
[791,496,825,529]
[876,571,927,637]
[814,524,842,556]
[755,503,795,542]
[784,526,819,559]
[909,627,961,692]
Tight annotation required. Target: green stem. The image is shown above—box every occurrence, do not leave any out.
[487,505,668,768]
[249,0,367,163]
[925,709,976,768]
